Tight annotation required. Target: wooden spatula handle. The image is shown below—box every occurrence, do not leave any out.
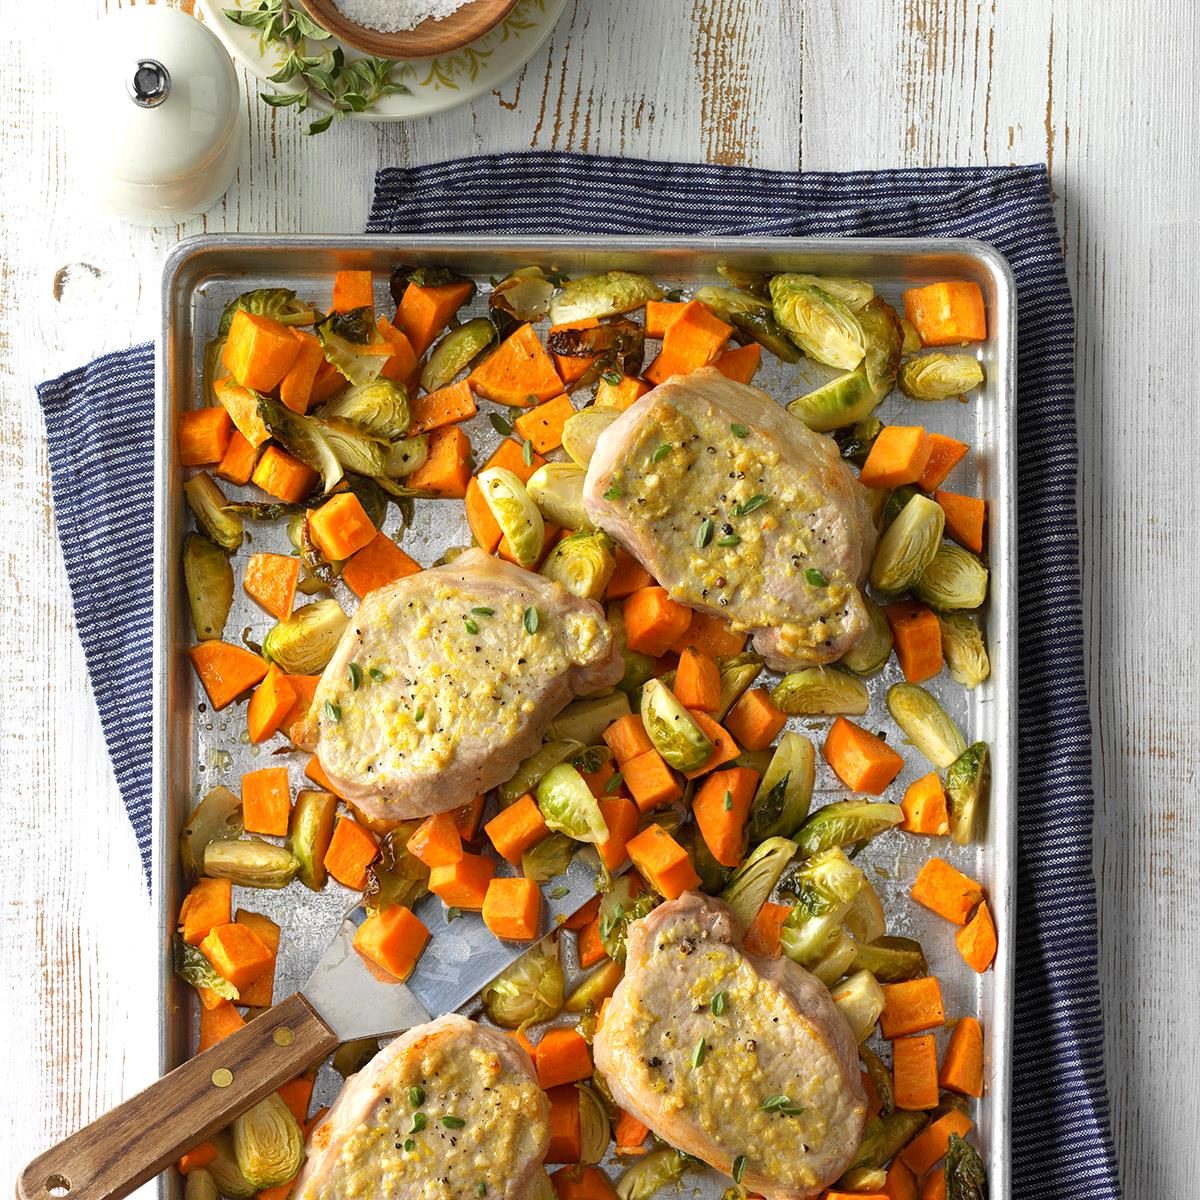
[16,994,338,1200]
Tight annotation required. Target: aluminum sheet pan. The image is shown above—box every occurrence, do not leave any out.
[157,234,1016,1199]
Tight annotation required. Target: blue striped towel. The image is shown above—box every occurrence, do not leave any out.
[39,152,1117,1199]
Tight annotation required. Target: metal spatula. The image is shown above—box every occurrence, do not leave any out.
[17,854,603,1200]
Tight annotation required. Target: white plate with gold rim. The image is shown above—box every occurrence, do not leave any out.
[197,0,565,120]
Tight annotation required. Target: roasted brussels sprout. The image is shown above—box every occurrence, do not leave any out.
[174,936,238,1001]
[575,1082,614,1163]
[526,1170,556,1200]
[478,466,545,568]
[390,263,473,299]
[481,940,565,1028]
[219,288,315,336]
[715,651,765,721]
[562,407,620,467]
[858,298,904,395]
[899,353,984,401]
[640,678,712,771]
[771,667,870,716]
[852,935,929,983]
[787,366,876,432]
[383,435,429,480]
[716,262,770,296]
[616,1148,693,1200]
[946,741,989,845]
[204,838,300,889]
[806,927,860,986]
[490,266,555,323]
[320,418,389,479]
[599,876,659,962]
[887,683,967,769]
[319,377,410,438]
[749,733,815,841]
[421,318,496,393]
[206,1133,257,1199]
[183,533,233,641]
[779,847,865,967]
[499,739,585,805]
[719,836,798,931]
[315,308,390,387]
[522,831,578,882]
[794,800,905,858]
[547,319,646,383]
[258,397,343,494]
[566,959,624,1013]
[939,613,991,689]
[945,1132,987,1200]
[835,415,884,466]
[538,763,609,843]
[262,599,349,674]
[183,472,244,551]
[844,880,886,944]
[859,1044,895,1114]
[830,969,885,1042]
[691,286,801,361]
[870,494,945,593]
[915,544,990,611]
[849,1111,929,1171]
[527,462,591,530]
[841,597,894,675]
[550,692,632,747]
[185,1168,218,1200]
[232,1092,305,1189]
[607,602,657,695]
[542,531,617,601]
[364,823,429,913]
[550,271,664,325]
[180,785,242,880]
[770,274,867,370]
[287,788,337,891]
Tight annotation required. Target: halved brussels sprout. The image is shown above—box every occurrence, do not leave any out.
[481,939,565,1028]
[859,1044,895,1115]
[549,692,631,747]
[522,831,577,882]
[749,733,815,841]
[262,599,349,674]
[562,407,620,467]
[794,800,905,858]
[787,366,878,432]
[365,823,430,913]
[204,838,300,889]
[577,1083,613,1164]
[717,263,770,296]
[719,836,798,931]
[887,682,967,769]
[858,297,904,396]
[844,880,886,944]
[915,544,990,611]
[870,494,945,593]
[715,651,765,721]
[206,1133,257,1198]
[258,398,343,494]
[900,317,923,354]
[691,285,801,361]
[421,318,496,393]
[537,763,609,843]
[770,274,867,370]
[830,969,885,1042]
[692,285,770,321]
[550,271,664,325]
[598,876,659,962]
[287,789,337,891]
[219,287,315,335]
[499,739,585,806]
[491,266,555,323]
[183,473,244,551]
[806,927,860,986]
[174,936,238,1001]
[542,531,617,601]
[185,1168,218,1200]
[183,533,233,641]
[946,741,989,845]
[527,462,591,530]
[180,785,242,881]
[640,678,712,771]
[841,597,894,675]
[478,466,545,568]
[945,1131,987,1200]
[319,377,410,438]
[320,418,389,478]
[771,667,870,716]
[566,959,624,1013]
[939,613,991,689]
[315,308,390,387]
[852,935,929,983]
[782,274,874,311]
[607,602,657,695]
[383,435,429,480]
[849,1111,929,1172]
[779,847,865,968]
[616,1148,694,1200]
[232,1092,304,1189]
[899,353,984,401]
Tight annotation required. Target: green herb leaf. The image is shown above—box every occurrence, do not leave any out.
[549,885,569,899]
[732,493,768,517]
[711,990,726,1016]
[651,444,672,464]
[414,706,425,722]
[472,606,495,617]
[524,605,540,634]
[723,790,733,812]
[260,91,307,108]
[804,568,829,587]
[348,662,362,690]
[603,484,625,501]
[369,667,386,682]
[732,1155,747,1184]
[445,906,464,922]
[408,1085,425,1107]
[760,1094,804,1116]
[605,771,624,794]
[522,439,535,466]
[323,700,341,722]
[409,1112,427,1133]
[717,533,741,547]
[601,370,622,385]
[690,1038,707,1069]
[665,288,685,302]
[489,411,514,436]
[403,1138,415,1152]
[441,1115,466,1129]
[477,1186,487,1197]
[464,617,479,635]
[695,517,714,549]
[730,422,750,438]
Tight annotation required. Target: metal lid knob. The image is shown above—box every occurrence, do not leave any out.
[128,58,171,108]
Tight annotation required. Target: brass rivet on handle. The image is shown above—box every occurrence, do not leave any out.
[211,1067,234,1088]
[273,1027,294,1047]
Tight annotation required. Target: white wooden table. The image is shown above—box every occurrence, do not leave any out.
[3,1,1192,1195]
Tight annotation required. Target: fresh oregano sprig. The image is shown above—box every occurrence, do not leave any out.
[223,0,410,135]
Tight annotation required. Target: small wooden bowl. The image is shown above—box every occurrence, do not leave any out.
[297,0,519,59]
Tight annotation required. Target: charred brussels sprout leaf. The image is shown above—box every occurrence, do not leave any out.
[859,1044,895,1114]
[844,880,886,944]
[382,436,429,482]
[478,467,544,568]
[887,682,968,769]
[599,876,659,963]
[365,822,430,913]
[219,288,315,336]
[770,274,867,370]
[204,838,300,889]
[749,733,815,841]
[901,317,923,354]
[946,741,990,845]
[262,599,349,675]
[849,1111,929,1171]
[641,678,713,771]
[915,544,990,611]
[421,318,497,394]
[882,484,920,530]
[939,613,991,689]
[319,377,410,439]
[546,319,646,380]
[899,353,985,401]
[783,274,875,311]
[232,1092,305,1189]
[258,397,343,494]
[549,270,663,325]
[390,264,473,302]
[528,462,591,530]
[287,789,339,891]
[772,667,870,716]
[870,494,945,593]
[481,940,564,1028]
[541,531,617,602]
[852,935,929,982]
[537,763,609,844]
[183,533,233,641]
[565,959,624,1014]
[794,800,905,859]
[184,472,244,551]
[780,847,866,967]
[841,597,894,675]
[945,1132,988,1200]
[315,308,390,387]
[174,936,238,1001]
[490,266,555,323]
[180,785,242,881]
[717,262,771,297]
[835,415,885,466]
[719,836,798,930]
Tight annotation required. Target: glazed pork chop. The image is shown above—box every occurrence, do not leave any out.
[594,893,866,1200]
[312,549,622,822]
[295,1015,550,1200]
[583,368,877,669]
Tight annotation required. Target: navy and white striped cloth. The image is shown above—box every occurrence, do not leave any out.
[40,153,1117,1198]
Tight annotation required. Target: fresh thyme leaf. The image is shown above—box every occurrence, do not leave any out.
[323,700,341,722]
[695,517,714,549]
[524,605,540,634]
[408,1085,425,1107]
[717,533,741,547]
[522,439,534,466]
[723,790,733,812]
[711,990,727,1016]
[601,370,622,385]
[369,667,386,682]
[414,706,425,722]
[730,422,750,438]
[690,1038,706,1068]
[732,1155,747,1183]
[464,617,479,635]
[603,484,624,500]
[348,662,362,690]
[549,885,570,899]
[489,411,514,436]
[445,906,464,922]
[605,771,624,793]
[472,606,495,617]
[651,443,672,464]
[804,568,829,587]
[732,493,768,517]
[409,1112,427,1133]
[760,1094,804,1116]
[441,1115,466,1129]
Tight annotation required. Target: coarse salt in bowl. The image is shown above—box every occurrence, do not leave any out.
[297,0,518,57]
[335,0,472,33]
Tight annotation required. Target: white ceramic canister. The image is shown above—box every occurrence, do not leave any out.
[83,7,244,226]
